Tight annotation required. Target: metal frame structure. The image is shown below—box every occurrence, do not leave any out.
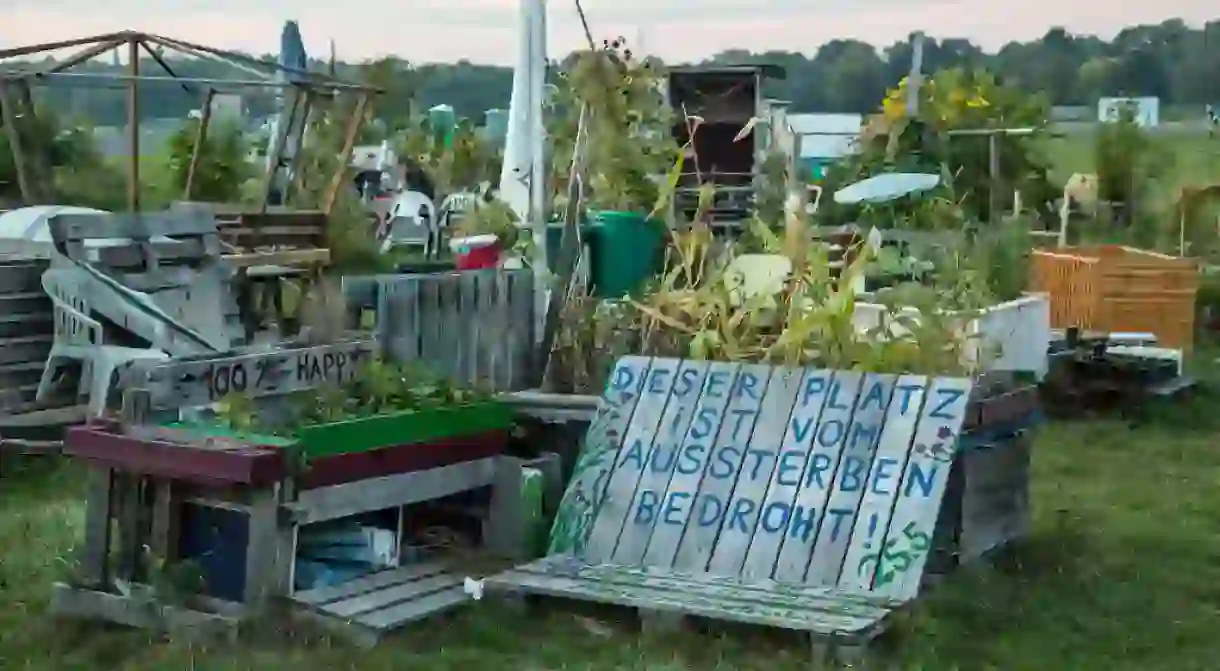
[0,30,381,213]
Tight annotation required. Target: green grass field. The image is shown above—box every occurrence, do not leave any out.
[4,136,1220,670]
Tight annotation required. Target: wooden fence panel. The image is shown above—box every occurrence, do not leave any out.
[348,271,535,392]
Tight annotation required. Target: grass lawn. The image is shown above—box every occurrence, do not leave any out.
[2,375,1220,670]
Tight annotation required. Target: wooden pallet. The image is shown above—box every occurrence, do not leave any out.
[487,556,894,662]
[291,561,472,647]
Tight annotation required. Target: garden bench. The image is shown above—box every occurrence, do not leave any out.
[487,356,1034,665]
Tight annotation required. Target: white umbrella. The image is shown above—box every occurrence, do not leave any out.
[833,172,940,205]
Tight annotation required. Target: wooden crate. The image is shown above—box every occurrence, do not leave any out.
[1030,245,1199,350]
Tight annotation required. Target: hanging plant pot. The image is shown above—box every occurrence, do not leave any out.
[451,234,502,270]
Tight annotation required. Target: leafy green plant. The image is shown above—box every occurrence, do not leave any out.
[165,118,251,202]
[215,356,494,435]
[549,39,677,214]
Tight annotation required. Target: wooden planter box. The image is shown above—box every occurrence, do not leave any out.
[66,402,515,487]
[294,401,514,458]
[852,294,1052,377]
[1029,245,1199,350]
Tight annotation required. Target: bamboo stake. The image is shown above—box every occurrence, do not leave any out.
[183,89,215,200]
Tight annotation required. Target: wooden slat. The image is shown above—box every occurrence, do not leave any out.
[507,271,533,390]
[356,584,469,630]
[495,556,899,612]
[838,374,928,591]
[582,358,685,561]
[294,562,449,605]
[870,376,973,599]
[292,457,497,525]
[143,340,377,409]
[610,361,712,565]
[705,367,804,576]
[805,374,898,585]
[772,371,863,583]
[672,364,774,573]
[489,561,888,636]
[641,362,741,568]
[738,368,834,581]
[548,356,652,556]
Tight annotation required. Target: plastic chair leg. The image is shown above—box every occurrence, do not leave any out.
[86,361,118,418]
[35,354,67,403]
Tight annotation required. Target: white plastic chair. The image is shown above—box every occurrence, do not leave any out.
[36,268,169,418]
[381,190,439,255]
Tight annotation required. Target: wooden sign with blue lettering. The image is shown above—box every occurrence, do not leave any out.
[549,357,973,597]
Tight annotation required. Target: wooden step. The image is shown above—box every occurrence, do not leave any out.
[291,561,472,647]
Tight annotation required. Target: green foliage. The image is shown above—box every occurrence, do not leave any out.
[216,356,493,434]
[550,40,678,214]
[0,109,128,210]
[395,115,501,199]
[164,118,251,203]
[286,93,389,273]
[822,68,1056,228]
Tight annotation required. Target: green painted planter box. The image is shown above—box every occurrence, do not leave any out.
[163,401,514,460]
[295,401,514,458]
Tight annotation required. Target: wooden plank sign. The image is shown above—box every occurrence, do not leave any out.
[548,356,973,598]
[142,340,378,410]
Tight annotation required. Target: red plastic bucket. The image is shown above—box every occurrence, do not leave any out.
[452,235,502,270]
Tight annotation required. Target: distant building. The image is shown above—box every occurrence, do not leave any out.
[787,113,863,180]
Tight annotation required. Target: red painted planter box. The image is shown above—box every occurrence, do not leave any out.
[65,421,286,487]
[63,420,509,489]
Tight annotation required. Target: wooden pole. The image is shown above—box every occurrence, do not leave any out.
[0,79,35,204]
[321,93,369,216]
[536,104,591,390]
[126,37,140,212]
[258,89,301,211]
[988,132,1001,226]
[0,32,128,60]
[34,37,126,76]
[182,88,215,200]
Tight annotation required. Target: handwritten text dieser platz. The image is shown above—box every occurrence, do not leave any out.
[608,363,965,545]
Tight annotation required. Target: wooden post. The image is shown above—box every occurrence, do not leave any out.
[0,78,35,204]
[321,93,369,215]
[988,132,1001,226]
[258,88,301,211]
[126,37,140,212]
[284,90,317,203]
[536,104,591,390]
[183,88,215,200]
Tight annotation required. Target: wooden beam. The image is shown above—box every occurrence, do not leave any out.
[183,89,215,200]
[0,78,35,203]
[258,89,301,211]
[321,93,369,216]
[285,90,317,203]
[0,32,128,60]
[126,37,140,212]
[33,37,126,76]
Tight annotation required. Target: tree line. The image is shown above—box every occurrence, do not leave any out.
[7,18,1220,127]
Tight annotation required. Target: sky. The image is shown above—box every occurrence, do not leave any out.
[2,1,1216,66]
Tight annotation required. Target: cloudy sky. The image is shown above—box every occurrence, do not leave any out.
[3,1,1215,65]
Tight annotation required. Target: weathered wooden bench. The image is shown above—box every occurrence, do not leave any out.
[487,356,1019,665]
